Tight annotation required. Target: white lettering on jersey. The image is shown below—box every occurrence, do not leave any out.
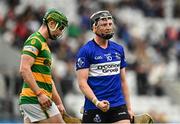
[89,61,120,77]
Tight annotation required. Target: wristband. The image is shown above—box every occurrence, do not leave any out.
[95,101,100,107]
[92,97,100,107]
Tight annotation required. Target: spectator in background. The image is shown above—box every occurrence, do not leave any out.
[19,8,68,123]
[76,10,134,123]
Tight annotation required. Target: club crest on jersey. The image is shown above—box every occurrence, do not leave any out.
[77,57,85,68]
[31,39,36,45]
[104,53,112,61]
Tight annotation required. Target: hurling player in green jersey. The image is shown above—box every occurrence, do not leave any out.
[19,8,68,123]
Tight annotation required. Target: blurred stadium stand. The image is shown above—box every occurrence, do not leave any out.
[0,0,180,123]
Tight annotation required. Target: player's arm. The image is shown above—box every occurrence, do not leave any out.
[120,68,134,119]
[19,55,52,109]
[19,54,41,95]
[77,68,109,112]
[20,38,52,109]
[77,68,96,101]
[51,80,66,114]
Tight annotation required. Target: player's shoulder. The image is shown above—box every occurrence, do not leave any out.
[24,32,43,49]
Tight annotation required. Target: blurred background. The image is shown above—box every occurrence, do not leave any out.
[0,0,180,123]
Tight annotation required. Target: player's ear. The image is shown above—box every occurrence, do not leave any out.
[92,23,97,33]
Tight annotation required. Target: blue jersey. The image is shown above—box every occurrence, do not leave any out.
[76,39,127,110]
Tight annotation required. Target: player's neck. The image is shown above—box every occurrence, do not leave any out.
[38,25,49,40]
[94,36,108,49]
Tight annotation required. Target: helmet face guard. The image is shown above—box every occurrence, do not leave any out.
[90,11,112,29]
[90,10,114,40]
[43,8,68,40]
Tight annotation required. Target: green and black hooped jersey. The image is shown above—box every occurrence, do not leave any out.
[19,32,53,104]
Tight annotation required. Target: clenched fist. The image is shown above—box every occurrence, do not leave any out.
[97,100,110,112]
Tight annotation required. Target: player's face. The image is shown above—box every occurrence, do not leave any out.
[48,20,66,39]
[95,18,114,35]
[53,25,65,37]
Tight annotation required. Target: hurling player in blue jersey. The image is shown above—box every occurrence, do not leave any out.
[76,10,134,123]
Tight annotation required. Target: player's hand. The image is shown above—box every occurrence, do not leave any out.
[37,93,52,110]
[97,100,110,112]
[128,108,134,120]
[57,104,66,115]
